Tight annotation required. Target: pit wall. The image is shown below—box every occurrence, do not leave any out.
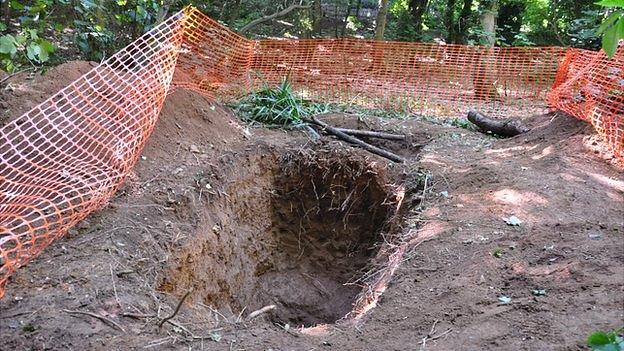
[0,6,622,298]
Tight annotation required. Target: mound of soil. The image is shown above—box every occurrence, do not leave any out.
[0,61,97,126]
[0,61,622,351]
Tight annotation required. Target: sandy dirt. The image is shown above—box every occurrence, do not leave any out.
[0,62,622,350]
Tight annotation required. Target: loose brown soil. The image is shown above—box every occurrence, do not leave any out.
[0,61,622,351]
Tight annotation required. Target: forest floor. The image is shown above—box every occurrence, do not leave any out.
[0,62,623,351]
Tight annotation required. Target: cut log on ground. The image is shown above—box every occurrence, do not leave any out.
[467,110,529,137]
[335,128,406,140]
[306,116,406,163]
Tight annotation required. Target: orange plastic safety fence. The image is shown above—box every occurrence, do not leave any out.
[0,6,622,298]
[549,47,624,158]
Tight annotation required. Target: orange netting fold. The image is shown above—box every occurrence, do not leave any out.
[0,6,622,298]
[548,47,624,157]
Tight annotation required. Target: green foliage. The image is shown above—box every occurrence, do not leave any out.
[0,29,55,72]
[449,117,478,131]
[73,1,116,61]
[236,78,327,126]
[596,0,624,58]
[587,328,624,351]
[1,1,58,72]
[569,9,603,49]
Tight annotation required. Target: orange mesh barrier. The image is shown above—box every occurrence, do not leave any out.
[0,6,622,298]
[548,47,624,157]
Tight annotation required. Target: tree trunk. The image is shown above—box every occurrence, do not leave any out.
[409,0,429,36]
[451,0,473,43]
[479,0,498,46]
[341,0,354,36]
[444,0,456,42]
[374,0,389,40]
[1,0,10,24]
[313,0,322,35]
[473,0,499,101]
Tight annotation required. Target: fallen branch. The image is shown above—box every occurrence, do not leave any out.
[239,3,312,34]
[307,116,406,163]
[467,110,529,137]
[335,128,406,140]
[246,305,276,321]
[62,309,126,333]
[158,289,192,329]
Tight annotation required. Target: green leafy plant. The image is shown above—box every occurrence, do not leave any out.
[73,0,116,61]
[0,29,55,72]
[236,78,327,126]
[596,0,624,58]
[587,328,624,351]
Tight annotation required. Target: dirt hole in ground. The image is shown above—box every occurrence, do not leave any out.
[160,147,412,327]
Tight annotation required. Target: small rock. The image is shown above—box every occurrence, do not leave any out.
[172,167,184,175]
[498,296,512,304]
[67,228,79,236]
[588,232,602,240]
[189,144,201,153]
[503,215,522,226]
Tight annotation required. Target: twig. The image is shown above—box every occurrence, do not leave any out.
[109,263,121,307]
[158,289,193,329]
[420,319,452,350]
[122,312,157,319]
[246,305,276,320]
[335,128,407,140]
[62,309,126,333]
[0,67,34,86]
[307,116,406,163]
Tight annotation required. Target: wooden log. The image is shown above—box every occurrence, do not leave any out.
[467,110,529,137]
[335,128,406,140]
[307,116,406,163]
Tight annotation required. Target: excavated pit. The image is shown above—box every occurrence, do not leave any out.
[160,147,409,327]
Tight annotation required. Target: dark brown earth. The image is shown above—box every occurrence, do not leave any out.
[0,61,622,351]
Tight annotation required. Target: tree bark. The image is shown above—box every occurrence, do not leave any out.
[374,0,389,40]
[473,0,499,101]
[409,0,429,36]
[1,0,10,24]
[467,110,529,137]
[479,0,498,46]
[313,0,322,35]
[451,0,473,43]
[445,0,456,42]
[309,116,406,163]
[341,0,354,36]
[335,128,407,140]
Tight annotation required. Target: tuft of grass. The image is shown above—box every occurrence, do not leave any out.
[587,328,624,351]
[236,78,327,126]
[492,248,504,258]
